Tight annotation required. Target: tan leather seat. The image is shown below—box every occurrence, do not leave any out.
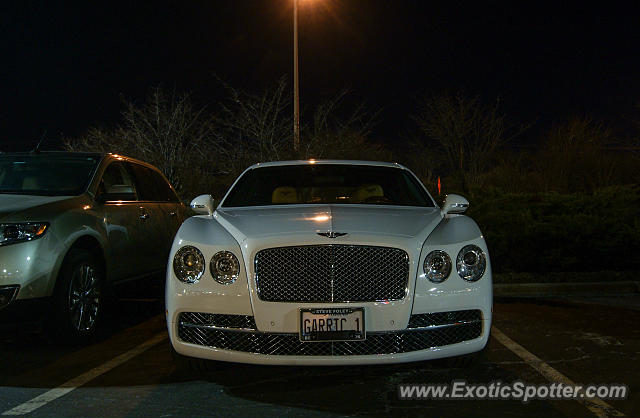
[354,184,384,202]
[272,186,299,204]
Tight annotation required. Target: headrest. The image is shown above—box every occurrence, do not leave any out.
[107,184,134,194]
[354,184,384,202]
[272,186,299,204]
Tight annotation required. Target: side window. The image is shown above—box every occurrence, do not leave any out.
[150,169,180,202]
[99,162,137,201]
[127,163,179,202]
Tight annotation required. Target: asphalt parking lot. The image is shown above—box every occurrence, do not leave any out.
[1,294,638,417]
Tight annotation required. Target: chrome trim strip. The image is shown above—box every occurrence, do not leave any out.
[178,320,483,335]
[179,322,257,333]
[404,319,482,332]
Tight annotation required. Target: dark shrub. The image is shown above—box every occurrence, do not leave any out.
[468,185,640,273]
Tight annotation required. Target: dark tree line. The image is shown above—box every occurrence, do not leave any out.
[65,80,640,200]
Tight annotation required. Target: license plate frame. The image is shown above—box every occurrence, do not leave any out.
[299,307,366,342]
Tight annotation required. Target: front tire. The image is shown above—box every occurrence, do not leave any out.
[49,249,104,344]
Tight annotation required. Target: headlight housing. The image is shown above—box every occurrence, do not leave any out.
[423,250,452,283]
[210,251,240,285]
[0,223,49,247]
[173,246,205,284]
[456,244,486,281]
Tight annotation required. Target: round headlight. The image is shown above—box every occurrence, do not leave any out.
[210,251,240,285]
[423,250,452,283]
[456,245,486,281]
[173,246,205,284]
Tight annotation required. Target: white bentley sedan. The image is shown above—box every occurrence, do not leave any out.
[166,160,492,365]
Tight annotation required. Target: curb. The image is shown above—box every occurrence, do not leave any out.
[493,281,640,297]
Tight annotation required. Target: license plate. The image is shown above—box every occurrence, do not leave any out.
[299,307,365,342]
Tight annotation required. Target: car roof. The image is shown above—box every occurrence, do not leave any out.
[0,151,156,168]
[248,160,407,169]
[1,151,105,159]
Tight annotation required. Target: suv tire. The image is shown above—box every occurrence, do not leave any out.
[49,248,104,344]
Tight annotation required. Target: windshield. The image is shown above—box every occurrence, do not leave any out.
[222,164,434,207]
[0,154,100,196]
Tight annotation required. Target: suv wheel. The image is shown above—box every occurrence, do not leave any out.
[50,249,104,343]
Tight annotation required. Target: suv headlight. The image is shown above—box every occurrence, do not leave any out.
[423,250,452,283]
[173,246,205,284]
[0,223,49,247]
[210,251,240,285]
[456,245,486,281]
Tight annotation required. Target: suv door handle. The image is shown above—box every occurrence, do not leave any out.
[138,207,150,220]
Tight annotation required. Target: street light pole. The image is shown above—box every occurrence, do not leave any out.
[293,0,300,152]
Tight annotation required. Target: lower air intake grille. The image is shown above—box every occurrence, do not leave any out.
[178,312,257,329]
[177,310,483,356]
[407,309,482,328]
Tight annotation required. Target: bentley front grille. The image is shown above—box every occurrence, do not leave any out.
[177,310,483,356]
[254,245,409,302]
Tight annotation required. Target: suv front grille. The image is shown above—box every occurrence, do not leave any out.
[254,245,409,302]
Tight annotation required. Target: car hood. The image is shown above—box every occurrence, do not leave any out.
[0,194,75,221]
[209,204,444,334]
[214,204,443,244]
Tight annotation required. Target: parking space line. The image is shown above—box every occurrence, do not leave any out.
[491,326,625,418]
[1,333,167,416]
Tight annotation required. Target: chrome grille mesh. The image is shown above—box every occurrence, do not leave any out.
[407,310,482,328]
[179,312,257,329]
[177,311,483,356]
[255,245,409,302]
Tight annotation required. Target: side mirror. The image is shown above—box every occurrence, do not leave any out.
[190,194,215,216]
[442,194,469,216]
[98,184,136,202]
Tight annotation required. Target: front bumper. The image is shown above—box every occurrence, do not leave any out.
[166,228,493,365]
[170,309,490,365]
[0,293,50,328]
[0,238,59,300]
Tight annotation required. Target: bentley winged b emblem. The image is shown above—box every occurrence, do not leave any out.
[317,231,348,239]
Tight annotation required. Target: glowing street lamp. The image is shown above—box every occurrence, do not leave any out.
[293,0,300,152]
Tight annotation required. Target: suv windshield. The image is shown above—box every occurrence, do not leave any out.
[222,164,434,207]
[0,154,100,196]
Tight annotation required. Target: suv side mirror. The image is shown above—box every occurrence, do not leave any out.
[98,184,136,202]
[190,194,215,216]
[442,194,469,216]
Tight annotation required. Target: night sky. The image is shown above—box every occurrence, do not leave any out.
[2,1,639,151]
